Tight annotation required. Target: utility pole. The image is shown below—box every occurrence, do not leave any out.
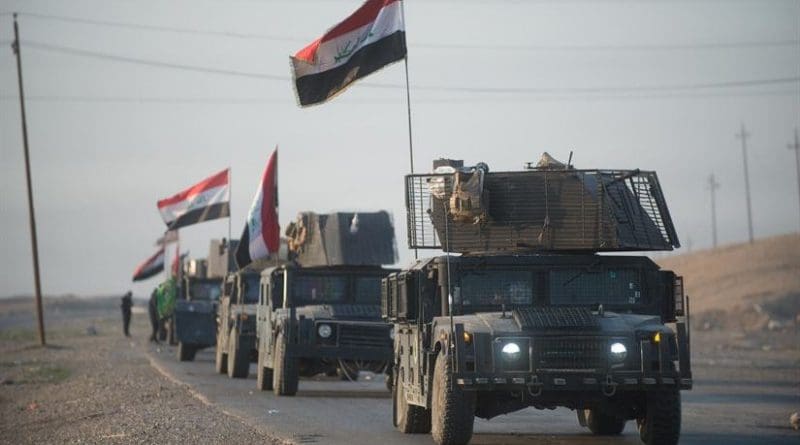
[736,123,754,243]
[12,14,46,346]
[788,128,800,231]
[708,174,720,249]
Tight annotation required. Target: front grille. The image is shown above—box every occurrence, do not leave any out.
[533,337,607,371]
[514,307,599,330]
[337,324,391,348]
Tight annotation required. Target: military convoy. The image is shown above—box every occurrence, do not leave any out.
[253,212,398,395]
[383,157,691,445]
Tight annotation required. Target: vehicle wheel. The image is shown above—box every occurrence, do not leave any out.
[431,355,475,445]
[256,341,274,391]
[385,367,393,392]
[393,368,431,434]
[587,408,626,435]
[215,330,228,375]
[167,316,177,345]
[272,332,298,396]
[177,342,196,362]
[638,390,681,445]
[227,329,250,379]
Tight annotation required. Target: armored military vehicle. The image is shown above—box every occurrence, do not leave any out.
[174,273,222,361]
[174,240,232,361]
[254,211,398,395]
[384,157,692,445]
[215,268,262,378]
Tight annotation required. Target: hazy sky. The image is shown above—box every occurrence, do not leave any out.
[1,0,798,298]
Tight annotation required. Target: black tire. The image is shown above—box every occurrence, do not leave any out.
[638,390,681,445]
[272,333,298,396]
[177,342,196,362]
[385,367,393,392]
[167,316,177,346]
[227,329,250,379]
[215,329,228,375]
[431,355,475,445]
[587,408,626,435]
[256,340,274,391]
[393,368,431,434]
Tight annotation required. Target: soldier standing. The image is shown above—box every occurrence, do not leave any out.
[120,291,133,337]
[148,288,160,343]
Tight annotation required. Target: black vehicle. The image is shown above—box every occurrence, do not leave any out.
[215,270,260,378]
[255,264,397,395]
[386,160,692,445]
[174,276,222,361]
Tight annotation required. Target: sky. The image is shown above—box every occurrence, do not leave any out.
[1,0,798,298]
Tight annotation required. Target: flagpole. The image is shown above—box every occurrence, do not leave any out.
[227,167,232,273]
[400,1,418,260]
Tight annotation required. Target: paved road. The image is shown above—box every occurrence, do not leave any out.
[148,346,798,445]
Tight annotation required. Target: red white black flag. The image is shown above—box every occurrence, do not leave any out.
[132,247,165,282]
[235,148,280,269]
[291,0,406,107]
[157,169,230,230]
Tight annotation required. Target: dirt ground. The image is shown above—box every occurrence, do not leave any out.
[0,305,281,445]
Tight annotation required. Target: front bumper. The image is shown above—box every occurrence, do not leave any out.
[287,344,392,361]
[454,371,692,393]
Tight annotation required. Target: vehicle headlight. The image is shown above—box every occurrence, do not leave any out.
[317,324,332,339]
[610,342,627,362]
[501,342,521,361]
[389,326,395,340]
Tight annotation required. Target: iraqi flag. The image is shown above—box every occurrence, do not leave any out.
[235,148,280,269]
[291,0,407,107]
[157,169,230,230]
[132,247,165,282]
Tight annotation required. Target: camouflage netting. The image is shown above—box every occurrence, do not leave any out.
[285,211,397,266]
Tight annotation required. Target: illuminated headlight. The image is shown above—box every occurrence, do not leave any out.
[610,342,627,362]
[317,324,333,339]
[389,326,395,340]
[501,342,521,361]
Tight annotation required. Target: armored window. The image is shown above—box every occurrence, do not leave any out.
[189,281,221,301]
[354,276,382,304]
[242,275,260,304]
[458,270,535,310]
[292,274,348,304]
[549,268,641,306]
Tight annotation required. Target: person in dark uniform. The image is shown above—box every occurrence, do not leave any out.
[148,288,160,343]
[121,291,133,337]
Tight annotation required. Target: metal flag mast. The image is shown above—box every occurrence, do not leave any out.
[228,166,233,272]
[400,0,418,260]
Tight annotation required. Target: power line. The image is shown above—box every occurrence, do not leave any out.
[0,89,796,105]
[13,11,800,52]
[19,40,800,95]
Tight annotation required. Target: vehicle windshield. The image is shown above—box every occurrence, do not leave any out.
[189,281,221,301]
[292,274,348,305]
[354,276,382,304]
[456,270,536,310]
[549,268,642,306]
[242,275,260,304]
[453,267,643,312]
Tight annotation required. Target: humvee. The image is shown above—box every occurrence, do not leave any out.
[385,160,692,445]
[215,269,261,378]
[174,274,222,361]
[255,264,398,395]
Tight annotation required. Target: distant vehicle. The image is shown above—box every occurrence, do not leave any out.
[256,264,397,395]
[386,158,691,445]
[215,269,261,378]
[174,274,222,361]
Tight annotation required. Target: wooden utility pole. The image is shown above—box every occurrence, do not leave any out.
[12,14,46,346]
[736,124,754,243]
[789,128,800,231]
[708,174,720,249]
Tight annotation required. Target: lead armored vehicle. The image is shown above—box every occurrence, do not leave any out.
[384,157,692,445]
[254,212,398,395]
[174,260,222,361]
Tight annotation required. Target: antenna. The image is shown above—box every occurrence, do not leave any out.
[567,151,574,169]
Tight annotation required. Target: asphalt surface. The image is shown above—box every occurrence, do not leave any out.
[148,346,799,445]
